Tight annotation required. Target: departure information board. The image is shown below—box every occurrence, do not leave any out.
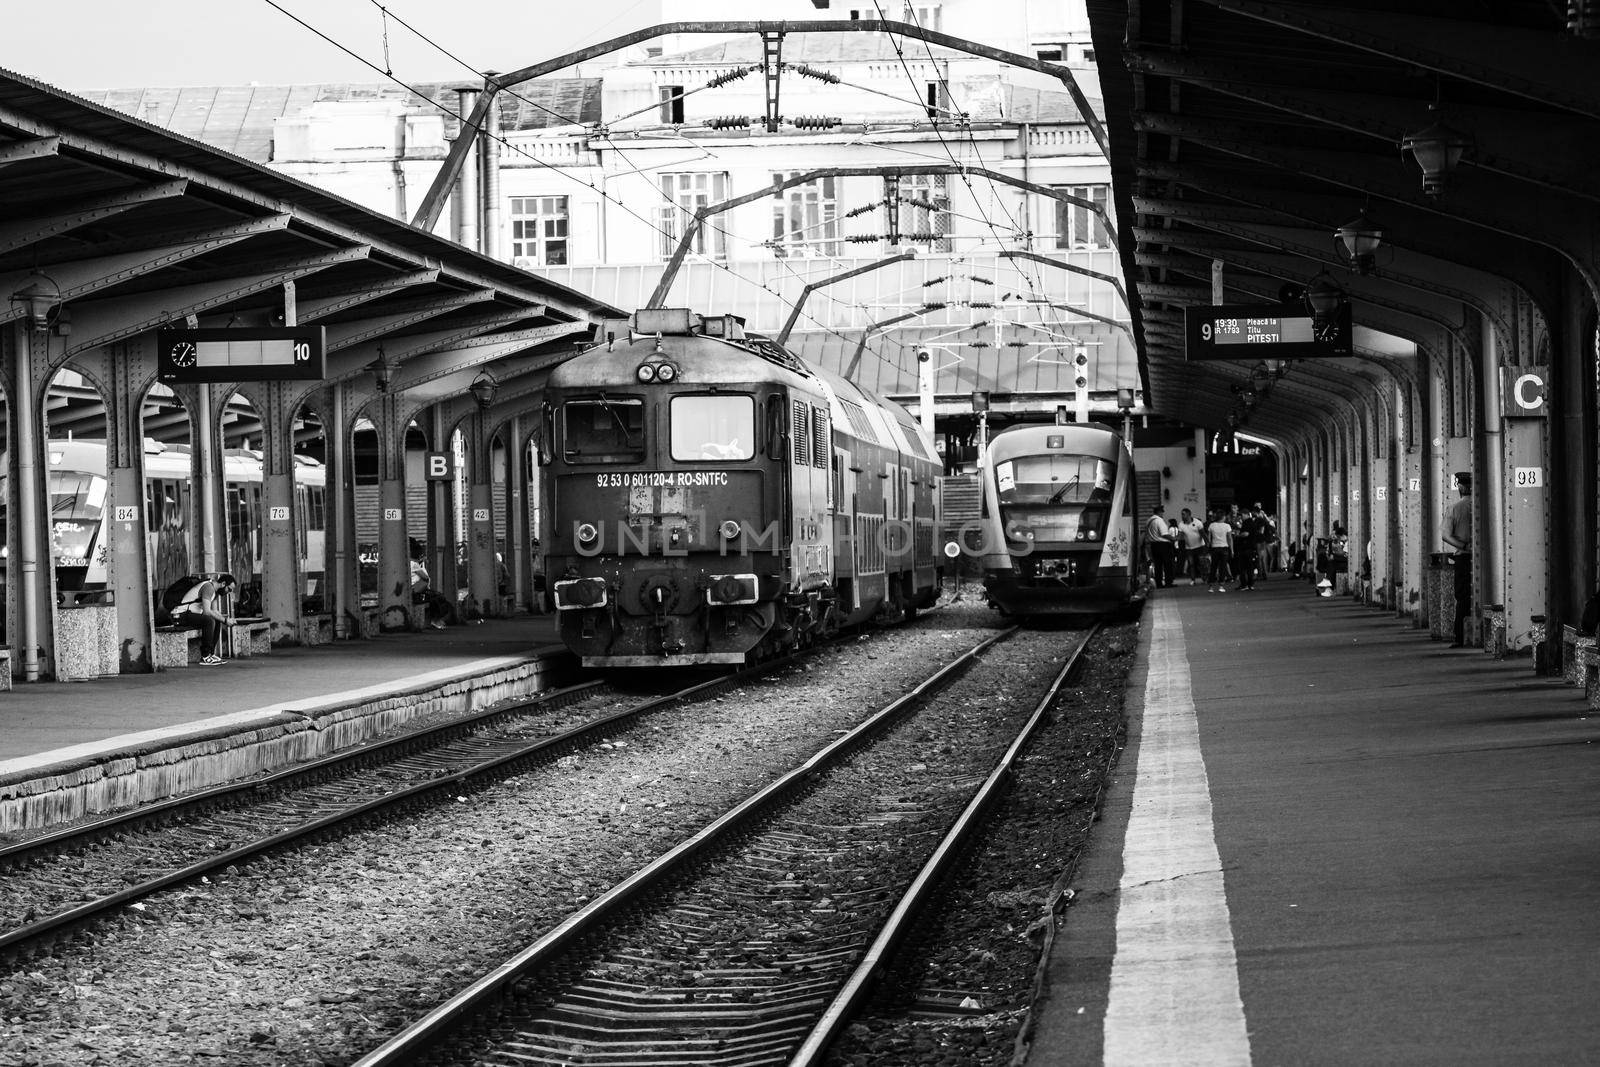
[157,327,327,383]
[1185,303,1351,360]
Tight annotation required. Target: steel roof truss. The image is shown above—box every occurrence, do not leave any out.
[295,269,441,322]
[0,214,291,325]
[1197,0,1600,120]
[322,289,499,352]
[0,179,190,256]
[63,245,371,355]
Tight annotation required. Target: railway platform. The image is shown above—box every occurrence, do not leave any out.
[0,616,564,835]
[1027,576,1600,1065]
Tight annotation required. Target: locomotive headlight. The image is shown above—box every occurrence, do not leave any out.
[576,522,599,544]
[655,362,678,382]
[636,363,658,383]
[719,519,742,540]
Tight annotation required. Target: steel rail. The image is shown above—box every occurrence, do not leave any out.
[0,673,598,868]
[791,622,1101,1065]
[350,624,1019,1067]
[0,657,813,961]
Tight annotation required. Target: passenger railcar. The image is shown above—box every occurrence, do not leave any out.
[975,422,1142,616]
[542,308,941,667]
[2,438,327,616]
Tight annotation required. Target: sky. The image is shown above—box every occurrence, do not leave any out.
[4,0,664,89]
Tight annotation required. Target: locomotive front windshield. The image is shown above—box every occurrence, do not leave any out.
[670,394,754,461]
[563,396,645,463]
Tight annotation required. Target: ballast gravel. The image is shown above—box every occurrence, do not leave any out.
[1,607,1029,1067]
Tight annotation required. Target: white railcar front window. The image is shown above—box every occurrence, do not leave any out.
[670,395,754,461]
[997,455,1114,505]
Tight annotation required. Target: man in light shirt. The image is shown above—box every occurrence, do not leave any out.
[1144,504,1176,589]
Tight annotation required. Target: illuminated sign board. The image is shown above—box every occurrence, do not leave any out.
[1184,303,1351,360]
[157,327,327,383]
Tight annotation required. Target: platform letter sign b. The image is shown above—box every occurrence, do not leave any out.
[1501,365,1548,417]
[425,452,453,480]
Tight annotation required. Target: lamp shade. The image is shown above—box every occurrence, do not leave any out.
[1336,209,1384,274]
[369,347,398,393]
[1305,272,1344,320]
[1401,108,1471,197]
[470,371,499,410]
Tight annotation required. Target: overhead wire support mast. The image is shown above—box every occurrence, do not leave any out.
[407,19,1107,231]
[264,0,886,367]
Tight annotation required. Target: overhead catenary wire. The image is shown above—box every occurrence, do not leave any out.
[256,0,874,359]
[880,0,1079,354]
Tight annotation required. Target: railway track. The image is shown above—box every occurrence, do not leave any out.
[353,623,1097,1066]
[0,663,800,963]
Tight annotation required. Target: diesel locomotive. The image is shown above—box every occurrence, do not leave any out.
[542,308,941,667]
[975,421,1143,616]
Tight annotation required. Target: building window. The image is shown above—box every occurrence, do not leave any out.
[1055,184,1111,249]
[1036,47,1063,62]
[659,85,685,125]
[659,172,729,260]
[770,172,840,258]
[895,173,951,253]
[509,196,569,266]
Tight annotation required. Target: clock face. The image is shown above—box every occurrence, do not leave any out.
[170,340,197,368]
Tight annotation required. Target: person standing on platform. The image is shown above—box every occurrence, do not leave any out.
[1254,503,1278,578]
[1233,506,1259,590]
[1205,509,1235,593]
[1442,472,1474,647]
[1144,504,1176,589]
[1177,507,1206,585]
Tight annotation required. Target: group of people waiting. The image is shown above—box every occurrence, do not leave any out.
[1144,500,1364,597]
[1143,501,1281,592]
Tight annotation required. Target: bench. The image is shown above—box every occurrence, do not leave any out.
[153,618,273,668]
[1562,625,1590,687]
[153,625,202,669]
[1577,642,1600,709]
[227,617,273,657]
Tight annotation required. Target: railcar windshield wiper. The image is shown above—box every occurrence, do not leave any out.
[1048,474,1080,505]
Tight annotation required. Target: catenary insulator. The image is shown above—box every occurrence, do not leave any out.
[845,234,883,243]
[706,65,757,89]
[790,115,842,129]
[704,115,751,129]
[788,62,842,84]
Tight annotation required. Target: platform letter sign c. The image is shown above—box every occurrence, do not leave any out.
[1501,366,1548,417]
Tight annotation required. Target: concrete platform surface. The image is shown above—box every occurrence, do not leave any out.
[0,617,564,832]
[1027,577,1600,1066]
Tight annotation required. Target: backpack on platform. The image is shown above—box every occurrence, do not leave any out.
[159,575,206,624]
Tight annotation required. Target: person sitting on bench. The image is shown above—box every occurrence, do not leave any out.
[162,573,238,665]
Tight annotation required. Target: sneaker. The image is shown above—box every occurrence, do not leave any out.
[199,654,224,665]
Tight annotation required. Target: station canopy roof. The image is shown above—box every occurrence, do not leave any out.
[1084,0,1596,445]
[0,67,618,441]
